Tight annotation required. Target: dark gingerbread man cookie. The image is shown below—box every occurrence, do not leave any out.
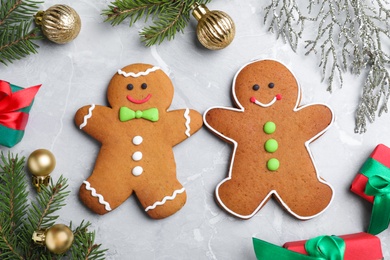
[204,59,334,219]
[75,64,203,219]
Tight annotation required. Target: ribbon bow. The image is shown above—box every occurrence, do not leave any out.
[253,235,345,260]
[119,106,159,122]
[365,174,390,235]
[0,80,40,130]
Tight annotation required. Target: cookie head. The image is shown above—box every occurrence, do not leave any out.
[107,64,174,110]
[234,60,299,110]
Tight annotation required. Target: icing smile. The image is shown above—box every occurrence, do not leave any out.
[127,94,152,104]
[250,94,282,107]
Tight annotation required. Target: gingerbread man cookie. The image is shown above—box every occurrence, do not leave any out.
[75,64,202,219]
[204,60,334,219]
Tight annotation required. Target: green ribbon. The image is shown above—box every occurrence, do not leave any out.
[365,174,390,235]
[119,107,159,122]
[360,157,390,235]
[253,236,345,260]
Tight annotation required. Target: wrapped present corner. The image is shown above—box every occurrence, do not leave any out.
[350,144,390,235]
[0,80,41,148]
[253,232,383,260]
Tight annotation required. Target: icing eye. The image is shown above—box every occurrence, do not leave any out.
[127,84,134,90]
[141,83,148,90]
[268,83,275,88]
[252,84,260,91]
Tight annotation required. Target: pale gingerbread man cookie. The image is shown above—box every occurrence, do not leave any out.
[204,59,334,219]
[75,64,203,219]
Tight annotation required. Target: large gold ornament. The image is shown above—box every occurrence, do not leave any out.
[27,149,56,192]
[34,4,81,44]
[32,224,74,254]
[191,3,235,50]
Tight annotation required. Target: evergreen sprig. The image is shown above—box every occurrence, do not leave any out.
[264,0,390,133]
[103,0,212,46]
[0,0,43,65]
[0,152,107,259]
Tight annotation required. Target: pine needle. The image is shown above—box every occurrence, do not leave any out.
[102,0,212,46]
[0,0,43,65]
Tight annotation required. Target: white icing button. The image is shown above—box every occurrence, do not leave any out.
[132,136,143,145]
[132,166,143,176]
[132,151,143,161]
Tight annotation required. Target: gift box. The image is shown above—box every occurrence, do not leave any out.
[253,232,383,260]
[284,232,383,260]
[351,144,390,203]
[0,80,40,148]
[350,144,390,235]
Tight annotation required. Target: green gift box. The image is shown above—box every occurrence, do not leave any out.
[0,81,41,148]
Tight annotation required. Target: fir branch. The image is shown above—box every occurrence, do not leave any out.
[102,0,212,46]
[0,21,42,65]
[0,0,42,27]
[71,222,107,260]
[0,153,27,260]
[29,175,70,231]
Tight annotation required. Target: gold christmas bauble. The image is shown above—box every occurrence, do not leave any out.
[192,3,235,50]
[35,4,81,44]
[32,224,74,254]
[27,149,56,177]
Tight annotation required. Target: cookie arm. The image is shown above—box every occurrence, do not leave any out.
[75,105,114,140]
[295,104,334,140]
[165,108,203,146]
[204,107,244,141]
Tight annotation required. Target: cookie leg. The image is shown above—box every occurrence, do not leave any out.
[79,150,134,215]
[216,178,271,219]
[135,179,187,219]
[276,178,333,219]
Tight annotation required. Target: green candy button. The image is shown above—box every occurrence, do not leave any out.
[265,139,278,153]
[263,121,276,134]
[267,158,280,171]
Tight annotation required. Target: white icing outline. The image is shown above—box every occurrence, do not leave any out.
[252,96,277,107]
[79,104,95,129]
[184,108,191,137]
[144,187,186,212]
[83,181,112,211]
[203,59,335,220]
[118,66,160,78]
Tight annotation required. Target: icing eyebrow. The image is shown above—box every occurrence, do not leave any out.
[118,66,160,78]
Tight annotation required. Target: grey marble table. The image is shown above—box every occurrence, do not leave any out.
[1,0,390,259]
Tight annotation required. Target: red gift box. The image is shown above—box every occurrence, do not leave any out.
[350,144,390,203]
[283,232,383,260]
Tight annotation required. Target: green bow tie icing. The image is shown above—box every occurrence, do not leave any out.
[119,107,159,122]
[253,235,345,260]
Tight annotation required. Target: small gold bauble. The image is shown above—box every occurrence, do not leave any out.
[191,3,235,50]
[27,149,56,192]
[34,4,81,44]
[32,224,74,254]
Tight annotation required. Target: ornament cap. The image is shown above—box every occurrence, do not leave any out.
[34,10,45,26]
[191,3,209,21]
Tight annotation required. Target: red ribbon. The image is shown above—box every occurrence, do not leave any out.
[0,80,41,130]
